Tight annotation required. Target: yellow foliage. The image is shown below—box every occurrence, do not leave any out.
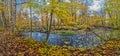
[16,14,34,31]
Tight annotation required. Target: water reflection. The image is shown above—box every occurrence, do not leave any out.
[24,32,104,48]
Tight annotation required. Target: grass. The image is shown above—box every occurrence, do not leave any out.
[56,30,75,36]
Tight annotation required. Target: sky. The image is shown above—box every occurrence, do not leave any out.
[16,0,105,11]
[16,0,106,17]
[89,0,105,11]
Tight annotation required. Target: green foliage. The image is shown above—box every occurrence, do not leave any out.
[16,17,30,32]
[42,1,72,20]
[105,0,120,28]
[0,0,120,55]
[56,30,75,36]
[78,48,86,52]
[27,38,37,47]
[109,30,120,39]
[38,47,49,55]
[22,0,39,9]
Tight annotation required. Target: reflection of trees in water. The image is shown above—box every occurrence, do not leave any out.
[25,31,107,48]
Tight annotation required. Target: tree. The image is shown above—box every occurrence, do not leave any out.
[39,0,86,42]
[39,0,71,42]
[22,0,39,38]
[0,0,8,32]
[104,0,120,39]
[105,0,120,28]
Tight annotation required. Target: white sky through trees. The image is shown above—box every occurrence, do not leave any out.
[16,0,105,18]
[16,0,105,11]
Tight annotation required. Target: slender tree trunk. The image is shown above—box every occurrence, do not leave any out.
[46,11,53,43]
[13,0,17,34]
[30,5,32,38]
[10,0,13,33]
[46,13,49,32]
[1,0,7,32]
[0,14,5,29]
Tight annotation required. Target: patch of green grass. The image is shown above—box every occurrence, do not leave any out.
[56,30,75,36]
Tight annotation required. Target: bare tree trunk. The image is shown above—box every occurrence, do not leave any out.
[1,0,7,32]
[46,11,53,43]
[0,14,4,29]
[30,6,32,38]
[13,0,17,34]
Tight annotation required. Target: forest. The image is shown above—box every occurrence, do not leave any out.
[0,0,120,56]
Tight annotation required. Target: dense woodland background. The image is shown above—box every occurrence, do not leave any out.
[0,0,120,56]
